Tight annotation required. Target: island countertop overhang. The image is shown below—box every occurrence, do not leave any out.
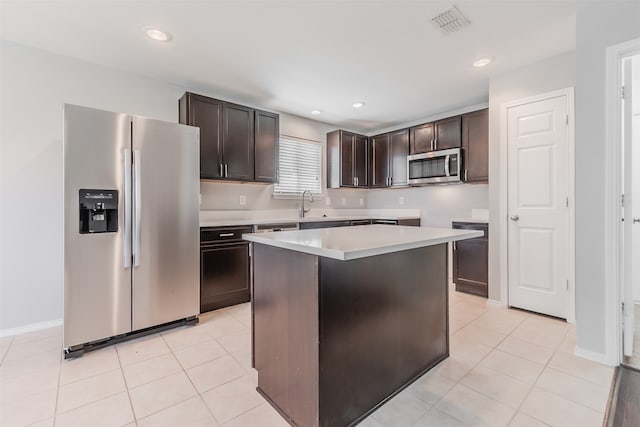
[242,224,483,261]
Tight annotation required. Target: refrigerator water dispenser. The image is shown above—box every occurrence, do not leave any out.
[79,189,118,233]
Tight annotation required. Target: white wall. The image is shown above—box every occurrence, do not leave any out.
[0,41,362,332]
[574,2,640,359]
[367,185,488,227]
[487,52,576,303]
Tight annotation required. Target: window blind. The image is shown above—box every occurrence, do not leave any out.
[274,137,322,195]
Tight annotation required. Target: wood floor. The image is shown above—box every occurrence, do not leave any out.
[606,366,640,427]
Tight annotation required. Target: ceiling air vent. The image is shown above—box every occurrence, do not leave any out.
[431,5,470,35]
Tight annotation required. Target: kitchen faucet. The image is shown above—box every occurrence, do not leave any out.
[299,190,314,218]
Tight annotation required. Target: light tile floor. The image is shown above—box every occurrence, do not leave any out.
[0,289,614,427]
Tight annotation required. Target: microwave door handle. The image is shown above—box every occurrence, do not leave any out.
[444,154,451,177]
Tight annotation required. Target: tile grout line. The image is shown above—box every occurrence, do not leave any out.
[51,349,63,427]
[415,306,529,425]
[525,326,609,417]
[161,330,224,426]
[0,336,15,365]
[115,344,141,427]
[506,324,578,426]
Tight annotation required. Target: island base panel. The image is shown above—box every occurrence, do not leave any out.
[253,244,319,427]
[318,244,448,427]
[252,243,449,427]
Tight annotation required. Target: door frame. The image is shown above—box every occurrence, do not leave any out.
[605,37,640,366]
[498,87,576,324]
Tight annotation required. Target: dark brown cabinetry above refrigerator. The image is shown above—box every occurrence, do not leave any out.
[327,130,369,189]
[452,221,488,298]
[370,129,409,188]
[179,92,279,183]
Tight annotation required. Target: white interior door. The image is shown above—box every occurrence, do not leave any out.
[622,56,638,357]
[507,95,569,319]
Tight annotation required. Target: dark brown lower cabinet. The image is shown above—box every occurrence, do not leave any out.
[452,222,488,297]
[200,226,252,312]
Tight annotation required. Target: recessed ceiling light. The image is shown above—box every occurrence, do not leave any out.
[472,57,493,67]
[311,110,321,115]
[144,27,172,42]
[352,101,365,109]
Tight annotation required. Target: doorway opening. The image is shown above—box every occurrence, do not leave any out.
[605,36,640,367]
[621,53,640,370]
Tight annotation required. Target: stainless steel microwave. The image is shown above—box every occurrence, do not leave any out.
[407,148,462,185]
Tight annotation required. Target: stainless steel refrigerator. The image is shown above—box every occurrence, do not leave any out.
[63,104,200,357]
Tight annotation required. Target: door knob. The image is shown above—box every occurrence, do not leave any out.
[510,215,520,221]
[634,218,640,224]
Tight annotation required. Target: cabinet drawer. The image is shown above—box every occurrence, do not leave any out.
[201,226,253,244]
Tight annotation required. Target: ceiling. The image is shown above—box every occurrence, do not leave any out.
[0,1,577,133]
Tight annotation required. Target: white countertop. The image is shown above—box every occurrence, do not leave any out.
[451,217,489,224]
[199,209,421,227]
[243,225,483,261]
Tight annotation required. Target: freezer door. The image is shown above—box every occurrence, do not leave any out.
[132,117,200,330]
[63,104,132,349]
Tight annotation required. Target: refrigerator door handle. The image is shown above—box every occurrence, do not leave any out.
[133,150,142,267]
[123,149,132,268]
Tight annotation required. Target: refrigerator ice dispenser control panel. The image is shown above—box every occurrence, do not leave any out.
[79,189,118,234]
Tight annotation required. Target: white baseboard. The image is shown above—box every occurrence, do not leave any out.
[0,318,63,338]
[486,298,507,308]
[575,345,617,367]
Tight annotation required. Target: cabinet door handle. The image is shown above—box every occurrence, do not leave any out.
[453,241,456,251]
[224,164,228,177]
[219,233,235,237]
[389,176,392,186]
[430,139,434,151]
[219,164,223,177]
[434,138,438,150]
[464,170,468,181]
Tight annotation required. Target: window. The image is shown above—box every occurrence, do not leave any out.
[273,137,322,196]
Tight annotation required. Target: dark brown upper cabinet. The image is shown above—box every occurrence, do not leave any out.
[223,102,254,181]
[370,133,390,188]
[461,108,489,183]
[327,130,368,188]
[410,116,461,154]
[179,93,223,180]
[433,116,461,150]
[254,109,279,183]
[389,129,409,187]
[179,92,279,183]
[370,129,409,188]
[409,122,434,155]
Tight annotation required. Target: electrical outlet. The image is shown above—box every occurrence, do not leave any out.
[239,195,246,206]
[399,196,405,205]
[341,197,346,206]
[326,197,331,206]
[359,198,364,206]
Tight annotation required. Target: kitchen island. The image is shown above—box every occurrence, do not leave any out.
[243,225,482,427]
